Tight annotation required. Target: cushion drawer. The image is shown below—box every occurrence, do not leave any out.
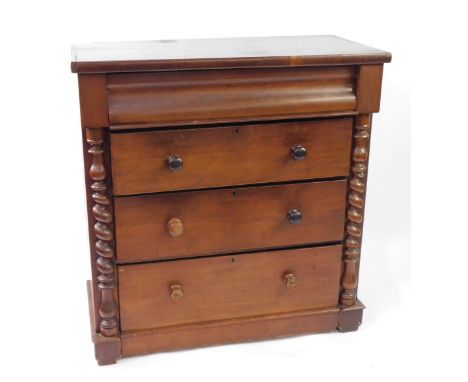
[110,118,352,195]
[118,245,342,331]
[114,180,347,263]
[107,66,356,128]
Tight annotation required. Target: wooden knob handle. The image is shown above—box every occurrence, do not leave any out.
[287,209,302,224]
[167,155,183,171]
[290,145,307,160]
[283,273,298,288]
[167,218,183,237]
[170,284,184,301]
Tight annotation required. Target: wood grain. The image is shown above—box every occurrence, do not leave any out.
[87,281,121,365]
[71,35,391,73]
[114,180,347,262]
[356,65,384,113]
[77,74,108,128]
[110,118,353,195]
[340,115,372,307]
[338,299,365,332]
[118,245,342,331]
[72,36,391,364]
[121,307,340,356]
[107,66,356,127]
[85,128,119,337]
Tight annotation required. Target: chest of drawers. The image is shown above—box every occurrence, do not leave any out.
[71,35,391,365]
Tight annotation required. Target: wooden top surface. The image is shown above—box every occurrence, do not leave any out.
[71,35,391,73]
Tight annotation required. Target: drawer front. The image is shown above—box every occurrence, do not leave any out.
[118,245,342,331]
[111,118,352,195]
[107,66,356,128]
[114,180,347,262]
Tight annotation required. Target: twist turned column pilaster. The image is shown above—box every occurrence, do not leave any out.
[86,128,118,337]
[340,114,372,307]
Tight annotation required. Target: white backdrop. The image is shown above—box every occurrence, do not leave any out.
[1,0,463,380]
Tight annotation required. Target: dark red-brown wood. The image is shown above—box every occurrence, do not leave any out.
[110,118,353,195]
[87,281,121,365]
[72,35,390,365]
[84,128,119,338]
[77,74,108,128]
[356,65,384,113]
[121,307,340,356]
[338,299,365,332]
[71,35,391,73]
[107,67,356,128]
[118,245,342,331]
[114,180,347,263]
[340,114,373,307]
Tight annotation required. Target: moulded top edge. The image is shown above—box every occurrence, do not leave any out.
[71,35,392,73]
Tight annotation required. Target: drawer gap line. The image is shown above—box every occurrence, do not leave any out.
[116,241,343,266]
[113,176,348,198]
[109,113,357,133]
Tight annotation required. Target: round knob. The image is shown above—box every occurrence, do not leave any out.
[167,155,183,171]
[287,209,302,224]
[283,273,298,289]
[170,284,184,301]
[167,218,183,237]
[290,145,307,161]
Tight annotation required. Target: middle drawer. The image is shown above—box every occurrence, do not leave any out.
[114,180,347,263]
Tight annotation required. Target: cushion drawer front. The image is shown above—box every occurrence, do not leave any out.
[114,180,347,263]
[118,245,342,331]
[107,66,356,128]
[110,118,352,195]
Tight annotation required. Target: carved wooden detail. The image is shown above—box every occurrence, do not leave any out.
[72,37,391,364]
[340,114,372,306]
[106,66,356,128]
[86,128,118,336]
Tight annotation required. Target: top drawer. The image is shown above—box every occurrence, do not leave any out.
[110,118,352,195]
[107,66,356,128]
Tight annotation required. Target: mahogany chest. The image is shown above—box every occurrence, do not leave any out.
[71,35,391,365]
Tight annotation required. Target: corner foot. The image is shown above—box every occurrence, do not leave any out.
[94,336,121,366]
[87,280,121,365]
[97,358,117,366]
[337,299,365,332]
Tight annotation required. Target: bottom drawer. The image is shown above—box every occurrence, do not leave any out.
[119,245,342,331]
